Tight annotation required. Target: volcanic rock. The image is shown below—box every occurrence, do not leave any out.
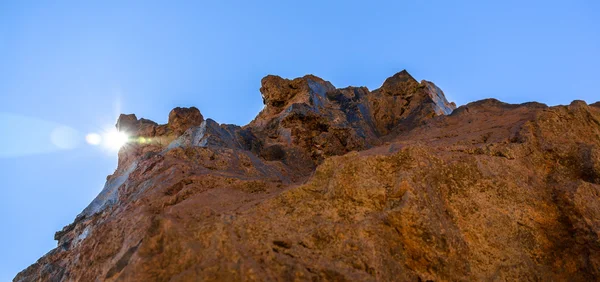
[14,70,600,282]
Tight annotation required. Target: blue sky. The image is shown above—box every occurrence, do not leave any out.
[0,0,598,280]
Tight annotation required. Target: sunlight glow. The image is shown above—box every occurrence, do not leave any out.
[85,133,102,145]
[102,130,129,151]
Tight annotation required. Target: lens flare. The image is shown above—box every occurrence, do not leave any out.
[85,133,102,145]
[50,125,81,150]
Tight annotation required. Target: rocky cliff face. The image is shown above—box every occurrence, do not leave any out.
[15,71,600,282]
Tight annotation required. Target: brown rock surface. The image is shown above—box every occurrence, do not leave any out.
[15,71,600,281]
[168,107,204,135]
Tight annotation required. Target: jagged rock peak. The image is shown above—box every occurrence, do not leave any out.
[258,70,456,115]
[245,70,460,163]
[374,69,419,96]
[382,69,417,85]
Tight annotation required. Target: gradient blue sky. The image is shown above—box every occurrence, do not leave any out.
[1,0,599,279]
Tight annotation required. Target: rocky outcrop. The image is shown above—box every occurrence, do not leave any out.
[15,70,600,282]
[249,70,456,164]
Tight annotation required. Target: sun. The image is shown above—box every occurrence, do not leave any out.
[86,129,130,151]
[103,130,130,151]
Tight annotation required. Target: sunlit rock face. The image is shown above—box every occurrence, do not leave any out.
[15,70,600,282]
[421,80,456,115]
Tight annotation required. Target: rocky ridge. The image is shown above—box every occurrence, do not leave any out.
[15,70,600,281]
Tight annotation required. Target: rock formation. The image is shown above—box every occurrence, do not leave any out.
[15,70,600,281]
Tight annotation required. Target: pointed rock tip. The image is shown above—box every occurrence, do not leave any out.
[375,69,419,96]
[386,69,416,83]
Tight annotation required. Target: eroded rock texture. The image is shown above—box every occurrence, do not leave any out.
[15,71,600,282]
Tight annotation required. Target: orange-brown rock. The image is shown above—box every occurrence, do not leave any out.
[15,71,600,282]
[168,107,204,135]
